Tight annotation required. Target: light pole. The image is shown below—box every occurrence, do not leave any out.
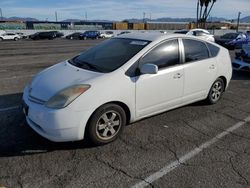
[236,12,241,32]
[55,11,58,22]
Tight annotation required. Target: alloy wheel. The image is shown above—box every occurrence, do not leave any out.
[96,110,121,140]
[211,81,223,102]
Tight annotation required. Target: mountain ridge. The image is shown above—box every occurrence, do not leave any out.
[1,16,250,23]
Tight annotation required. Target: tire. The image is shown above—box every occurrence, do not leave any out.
[14,37,19,41]
[0,37,3,41]
[87,104,126,145]
[84,36,87,40]
[206,78,225,104]
[70,36,73,40]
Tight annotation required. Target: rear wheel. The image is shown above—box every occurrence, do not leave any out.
[206,78,225,104]
[87,104,126,145]
[0,37,3,41]
[14,37,19,41]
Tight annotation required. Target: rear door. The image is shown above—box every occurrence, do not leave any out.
[181,39,217,102]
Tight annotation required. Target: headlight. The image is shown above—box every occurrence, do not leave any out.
[45,85,90,109]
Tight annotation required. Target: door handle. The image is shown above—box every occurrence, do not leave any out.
[173,73,182,79]
[209,64,215,69]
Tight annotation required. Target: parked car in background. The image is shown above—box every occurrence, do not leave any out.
[0,30,6,36]
[15,32,28,39]
[187,29,215,42]
[225,35,250,50]
[215,33,247,48]
[23,33,232,145]
[79,31,101,40]
[232,44,250,72]
[100,31,114,38]
[174,29,189,34]
[117,31,131,36]
[66,32,82,40]
[53,31,64,38]
[0,32,21,41]
[159,30,167,34]
[29,31,64,40]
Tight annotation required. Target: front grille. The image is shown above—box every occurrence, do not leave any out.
[28,95,46,105]
[232,63,240,68]
[28,118,46,133]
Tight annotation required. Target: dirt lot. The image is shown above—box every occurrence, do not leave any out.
[0,39,250,188]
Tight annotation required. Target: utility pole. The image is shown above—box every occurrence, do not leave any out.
[85,12,87,21]
[55,11,58,22]
[0,8,3,21]
[236,12,241,32]
[143,12,146,23]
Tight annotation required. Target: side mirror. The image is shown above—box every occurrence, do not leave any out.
[140,63,158,75]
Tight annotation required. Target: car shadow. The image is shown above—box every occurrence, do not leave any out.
[0,93,94,158]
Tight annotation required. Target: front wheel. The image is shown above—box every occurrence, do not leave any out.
[87,104,126,145]
[206,78,225,104]
[14,37,19,41]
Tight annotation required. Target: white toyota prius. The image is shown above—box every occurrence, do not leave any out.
[23,33,232,145]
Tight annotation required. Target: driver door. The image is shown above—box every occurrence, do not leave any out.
[135,39,184,118]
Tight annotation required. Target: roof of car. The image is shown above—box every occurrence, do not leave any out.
[115,32,189,42]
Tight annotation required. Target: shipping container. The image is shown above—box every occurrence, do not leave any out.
[114,22,128,30]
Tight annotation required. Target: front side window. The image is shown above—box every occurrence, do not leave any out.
[69,38,150,73]
[183,39,209,63]
[139,39,180,70]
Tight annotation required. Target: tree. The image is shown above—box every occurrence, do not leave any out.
[196,0,217,28]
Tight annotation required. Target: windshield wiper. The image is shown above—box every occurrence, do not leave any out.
[71,59,104,73]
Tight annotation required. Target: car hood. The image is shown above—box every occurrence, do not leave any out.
[29,61,102,101]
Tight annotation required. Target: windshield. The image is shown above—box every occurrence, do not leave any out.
[222,33,238,39]
[69,38,150,73]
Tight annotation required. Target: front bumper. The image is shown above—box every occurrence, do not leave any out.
[22,86,92,142]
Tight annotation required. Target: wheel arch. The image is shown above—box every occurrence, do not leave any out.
[83,101,131,140]
[87,101,131,127]
[218,76,227,91]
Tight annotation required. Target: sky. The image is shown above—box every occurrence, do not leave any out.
[0,0,249,21]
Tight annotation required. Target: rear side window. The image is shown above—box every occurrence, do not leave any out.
[183,39,209,63]
[140,39,180,69]
[207,43,220,57]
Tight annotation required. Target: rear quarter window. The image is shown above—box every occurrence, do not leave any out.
[183,39,209,63]
[206,43,220,57]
